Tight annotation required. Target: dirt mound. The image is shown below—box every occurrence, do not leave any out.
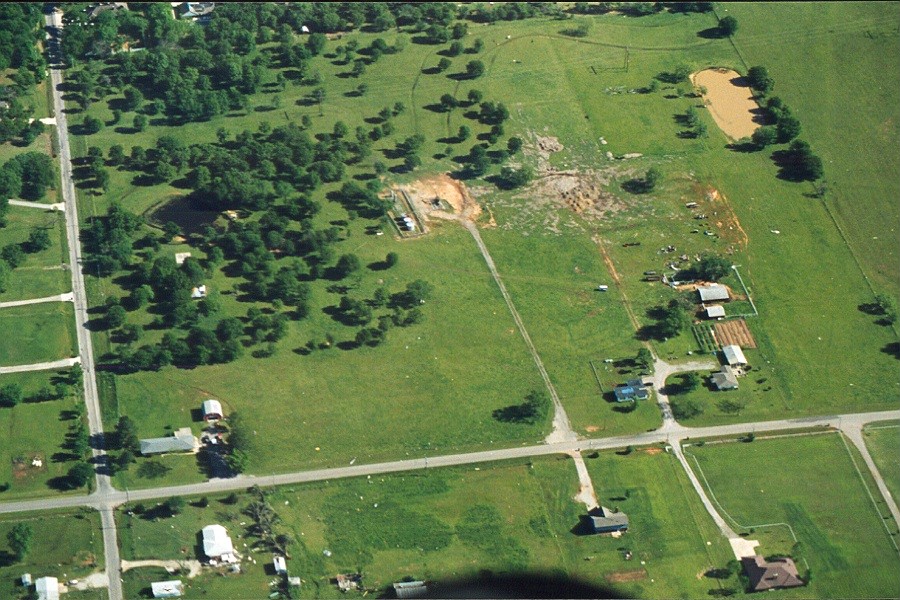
[399,174,489,226]
[691,68,764,140]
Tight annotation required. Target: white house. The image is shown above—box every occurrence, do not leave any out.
[35,577,60,600]
[722,344,748,367]
[151,580,184,598]
[202,524,235,562]
[202,399,223,421]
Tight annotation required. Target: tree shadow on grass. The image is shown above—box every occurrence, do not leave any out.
[882,341,900,360]
[697,27,727,39]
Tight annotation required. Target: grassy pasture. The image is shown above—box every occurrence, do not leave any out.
[864,422,900,509]
[0,509,105,600]
[0,207,70,301]
[724,2,900,295]
[0,302,76,366]
[119,452,732,599]
[113,224,550,483]
[687,433,900,598]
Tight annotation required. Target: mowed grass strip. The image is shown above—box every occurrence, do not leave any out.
[118,452,732,599]
[0,302,76,366]
[688,433,900,598]
[0,207,70,301]
[0,509,104,598]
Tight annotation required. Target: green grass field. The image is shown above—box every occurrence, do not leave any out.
[864,422,900,509]
[57,4,900,491]
[0,207,70,301]
[0,302,76,366]
[0,369,85,499]
[687,433,900,598]
[0,509,105,600]
[119,451,734,599]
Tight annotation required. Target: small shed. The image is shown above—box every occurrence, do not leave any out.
[722,344,747,367]
[711,366,739,391]
[393,580,428,599]
[698,284,730,302]
[191,285,207,299]
[174,252,191,265]
[202,399,223,422]
[151,580,184,598]
[273,555,287,575]
[705,305,726,319]
[22,574,32,586]
[35,577,60,600]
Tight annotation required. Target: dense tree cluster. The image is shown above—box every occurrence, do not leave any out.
[0,5,46,78]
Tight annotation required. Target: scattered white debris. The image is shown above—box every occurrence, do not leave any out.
[770,230,780,234]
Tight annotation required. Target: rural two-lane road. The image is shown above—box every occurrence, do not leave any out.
[44,9,121,600]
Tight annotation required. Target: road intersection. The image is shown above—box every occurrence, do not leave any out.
[4,11,895,600]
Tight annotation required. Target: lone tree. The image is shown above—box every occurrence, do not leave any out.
[67,462,94,489]
[465,60,485,79]
[718,15,738,37]
[636,347,654,373]
[692,254,732,281]
[7,522,33,561]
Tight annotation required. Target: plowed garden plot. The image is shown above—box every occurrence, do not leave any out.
[713,319,756,348]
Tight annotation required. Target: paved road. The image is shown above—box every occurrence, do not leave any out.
[8,198,66,211]
[45,10,120,600]
[0,356,80,374]
[0,292,74,309]
[842,422,900,528]
[4,408,898,517]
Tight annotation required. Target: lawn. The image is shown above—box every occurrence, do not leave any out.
[0,509,105,600]
[687,433,900,598]
[0,302,76,366]
[864,422,900,509]
[0,206,70,301]
[119,451,733,599]
[0,369,85,499]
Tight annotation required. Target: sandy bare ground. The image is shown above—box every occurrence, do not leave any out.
[691,69,764,140]
[399,174,488,226]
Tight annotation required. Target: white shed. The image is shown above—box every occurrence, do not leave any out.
[151,580,184,598]
[698,284,730,302]
[273,555,287,575]
[705,305,726,318]
[722,344,747,366]
[35,577,60,600]
[202,399,223,421]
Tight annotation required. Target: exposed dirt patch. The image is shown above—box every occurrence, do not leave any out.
[606,569,648,583]
[400,174,488,226]
[585,425,600,433]
[644,447,663,455]
[713,319,757,348]
[691,69,765,140]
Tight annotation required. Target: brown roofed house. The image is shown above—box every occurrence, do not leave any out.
[741,556,804,592]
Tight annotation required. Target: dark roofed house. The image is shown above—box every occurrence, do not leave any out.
[590,506,629,534]
[741,556,804,592]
